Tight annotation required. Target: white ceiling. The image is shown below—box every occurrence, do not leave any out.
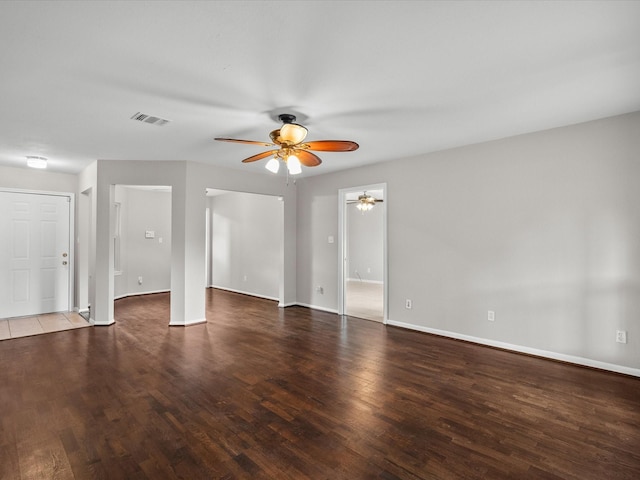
[1,1,639,177]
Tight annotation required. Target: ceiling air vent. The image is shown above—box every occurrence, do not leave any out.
[130,112,170,126]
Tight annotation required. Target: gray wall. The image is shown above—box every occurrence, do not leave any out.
[114,186,172,298]
[347,202,383,282]
[209,191,282,300]
[4,112,639,374]
[80,159,297,326]
[297,112,640,372]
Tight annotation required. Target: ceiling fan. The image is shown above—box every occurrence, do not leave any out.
[347,191,383,211]
[215,113,359,175]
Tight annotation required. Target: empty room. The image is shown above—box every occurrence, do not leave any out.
[0,1,639,479]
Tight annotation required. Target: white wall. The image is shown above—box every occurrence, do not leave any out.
[347,202,383,282]
[114,186,172,298]
[296,111,640,374]
[209,191,282,300]
[0,165,77,193]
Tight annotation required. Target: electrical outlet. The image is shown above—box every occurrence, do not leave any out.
[316,286,324,294]
[405,299,412,309]
[616,330,627,344]
[138,276,143,285]
[487,310,495,322]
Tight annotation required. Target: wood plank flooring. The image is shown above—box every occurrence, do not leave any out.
[1,289,639,479]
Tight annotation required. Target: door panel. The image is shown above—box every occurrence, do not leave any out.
[0,192,70,318]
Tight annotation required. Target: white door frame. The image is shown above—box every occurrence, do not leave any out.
[0,187,75,314]
[338,183,387,323]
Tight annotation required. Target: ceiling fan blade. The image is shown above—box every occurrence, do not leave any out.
[296,150,322,167]
[304,140,359,152]
[215,137,275,147]
[241,150,279,163]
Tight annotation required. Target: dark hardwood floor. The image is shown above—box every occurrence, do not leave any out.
[1,289,639,479]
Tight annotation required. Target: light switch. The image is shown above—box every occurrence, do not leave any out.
[328,235,334,244]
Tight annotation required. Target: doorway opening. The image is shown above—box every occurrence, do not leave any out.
[112,185,172,302]
[338,183,387,323]
[206,188,284,305]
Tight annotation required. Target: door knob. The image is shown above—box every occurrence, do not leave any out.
[62,261,68,265]
[62,253,68,257]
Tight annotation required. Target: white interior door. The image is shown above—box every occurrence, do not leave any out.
[0,191,71,318]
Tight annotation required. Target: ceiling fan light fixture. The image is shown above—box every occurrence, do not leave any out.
[26,156,48,169]
[286,154,302,175]
[280,123,308,145]
[265,157,280,174]
[355,192,377,211]
[356,201,373,212]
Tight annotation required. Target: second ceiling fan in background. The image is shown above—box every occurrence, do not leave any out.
[347,191,383,212]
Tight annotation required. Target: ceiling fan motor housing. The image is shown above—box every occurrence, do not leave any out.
[278,113,297,124]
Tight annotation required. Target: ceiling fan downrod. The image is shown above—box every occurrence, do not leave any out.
[278,113,297,124]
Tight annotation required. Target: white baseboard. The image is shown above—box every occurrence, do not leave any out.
[278,302,297,308]
[114,289,170,300]
[347,278,383,284]
[169,318,207,327]
[295,302,339,314]
[92,318,115,326]
[209,285,278,302]
[386,319,640,378]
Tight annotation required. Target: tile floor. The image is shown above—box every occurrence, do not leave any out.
[346,280,384,322]
[0,311,91,341]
